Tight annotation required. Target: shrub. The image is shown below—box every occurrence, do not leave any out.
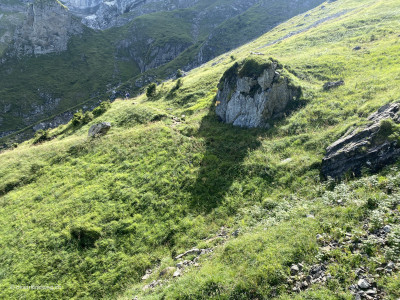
[33,129,50,144]
[146,83,157,98]
[93,101,111,117]
[71,110,84,127]
[82,111,94,124]
[71,110,94,127]
[385,225,400,261]
[176,69,184,78]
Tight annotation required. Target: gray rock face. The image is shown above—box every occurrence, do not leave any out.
[61,0,200,30]
[88,122,111,137]
[321,102,400,179]
[215,59,301,128]
[12,0,82,57]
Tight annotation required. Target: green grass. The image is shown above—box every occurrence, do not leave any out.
[1,0,400,299]
[0,0,326,140]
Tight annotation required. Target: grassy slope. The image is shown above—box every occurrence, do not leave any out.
[0,6,194,135]
[0,0,325,141]
[1,0,400,299]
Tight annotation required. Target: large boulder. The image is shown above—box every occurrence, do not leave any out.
[88,122,111,137]
[321,102,400,179]
[215,57,301,128]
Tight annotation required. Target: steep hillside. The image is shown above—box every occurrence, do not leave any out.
[0,0,324,143]
[1,0,400,299]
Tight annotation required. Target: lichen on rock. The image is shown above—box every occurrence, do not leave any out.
[215,56,301,128]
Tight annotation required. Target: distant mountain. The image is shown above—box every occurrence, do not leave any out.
[0,0,324,142]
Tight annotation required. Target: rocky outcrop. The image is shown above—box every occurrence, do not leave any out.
[12,0,82,57]
[321,102,400,179]
[215,58,301,128]
[323,80,344,90]
[88,122,111,137]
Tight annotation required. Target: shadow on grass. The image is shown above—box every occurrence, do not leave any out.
[187,105,268,212]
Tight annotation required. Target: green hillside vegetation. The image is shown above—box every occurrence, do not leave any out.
[0,0,325,141]
[1,0,400,299]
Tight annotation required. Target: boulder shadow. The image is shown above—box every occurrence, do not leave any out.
[187,105,267,212]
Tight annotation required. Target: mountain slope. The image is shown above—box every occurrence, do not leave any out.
[1,0,400,299]
[0,0,325,142]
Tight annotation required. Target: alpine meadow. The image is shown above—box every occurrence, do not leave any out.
[0,0,400,299]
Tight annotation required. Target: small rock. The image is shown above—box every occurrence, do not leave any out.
[173,269,182,278]
[280,158,293,164]
[323,80,344,90]
[383,225,392,233]
[290,265,300,275]
[232,229,240,237]
[353,46,362,51]
[141,273,151,281]
[143,280,162,291]
[365,289,377,295]
[300,281,308,289]
[176,262,184,269]
[306,214,315,218]
[174,248,201,260]
[387,261,395,270]
[316,234,323,240]
[358,279,371,290]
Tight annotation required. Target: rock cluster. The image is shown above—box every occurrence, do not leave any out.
[321,102,400,179]
[289,263,331,293]
[215,58,301,128]
[141,247,213,291]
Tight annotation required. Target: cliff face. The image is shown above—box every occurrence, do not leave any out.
[0,1,27,56]
[62,0,201,30]
[215,58,301,128]
[11,0,82,57]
